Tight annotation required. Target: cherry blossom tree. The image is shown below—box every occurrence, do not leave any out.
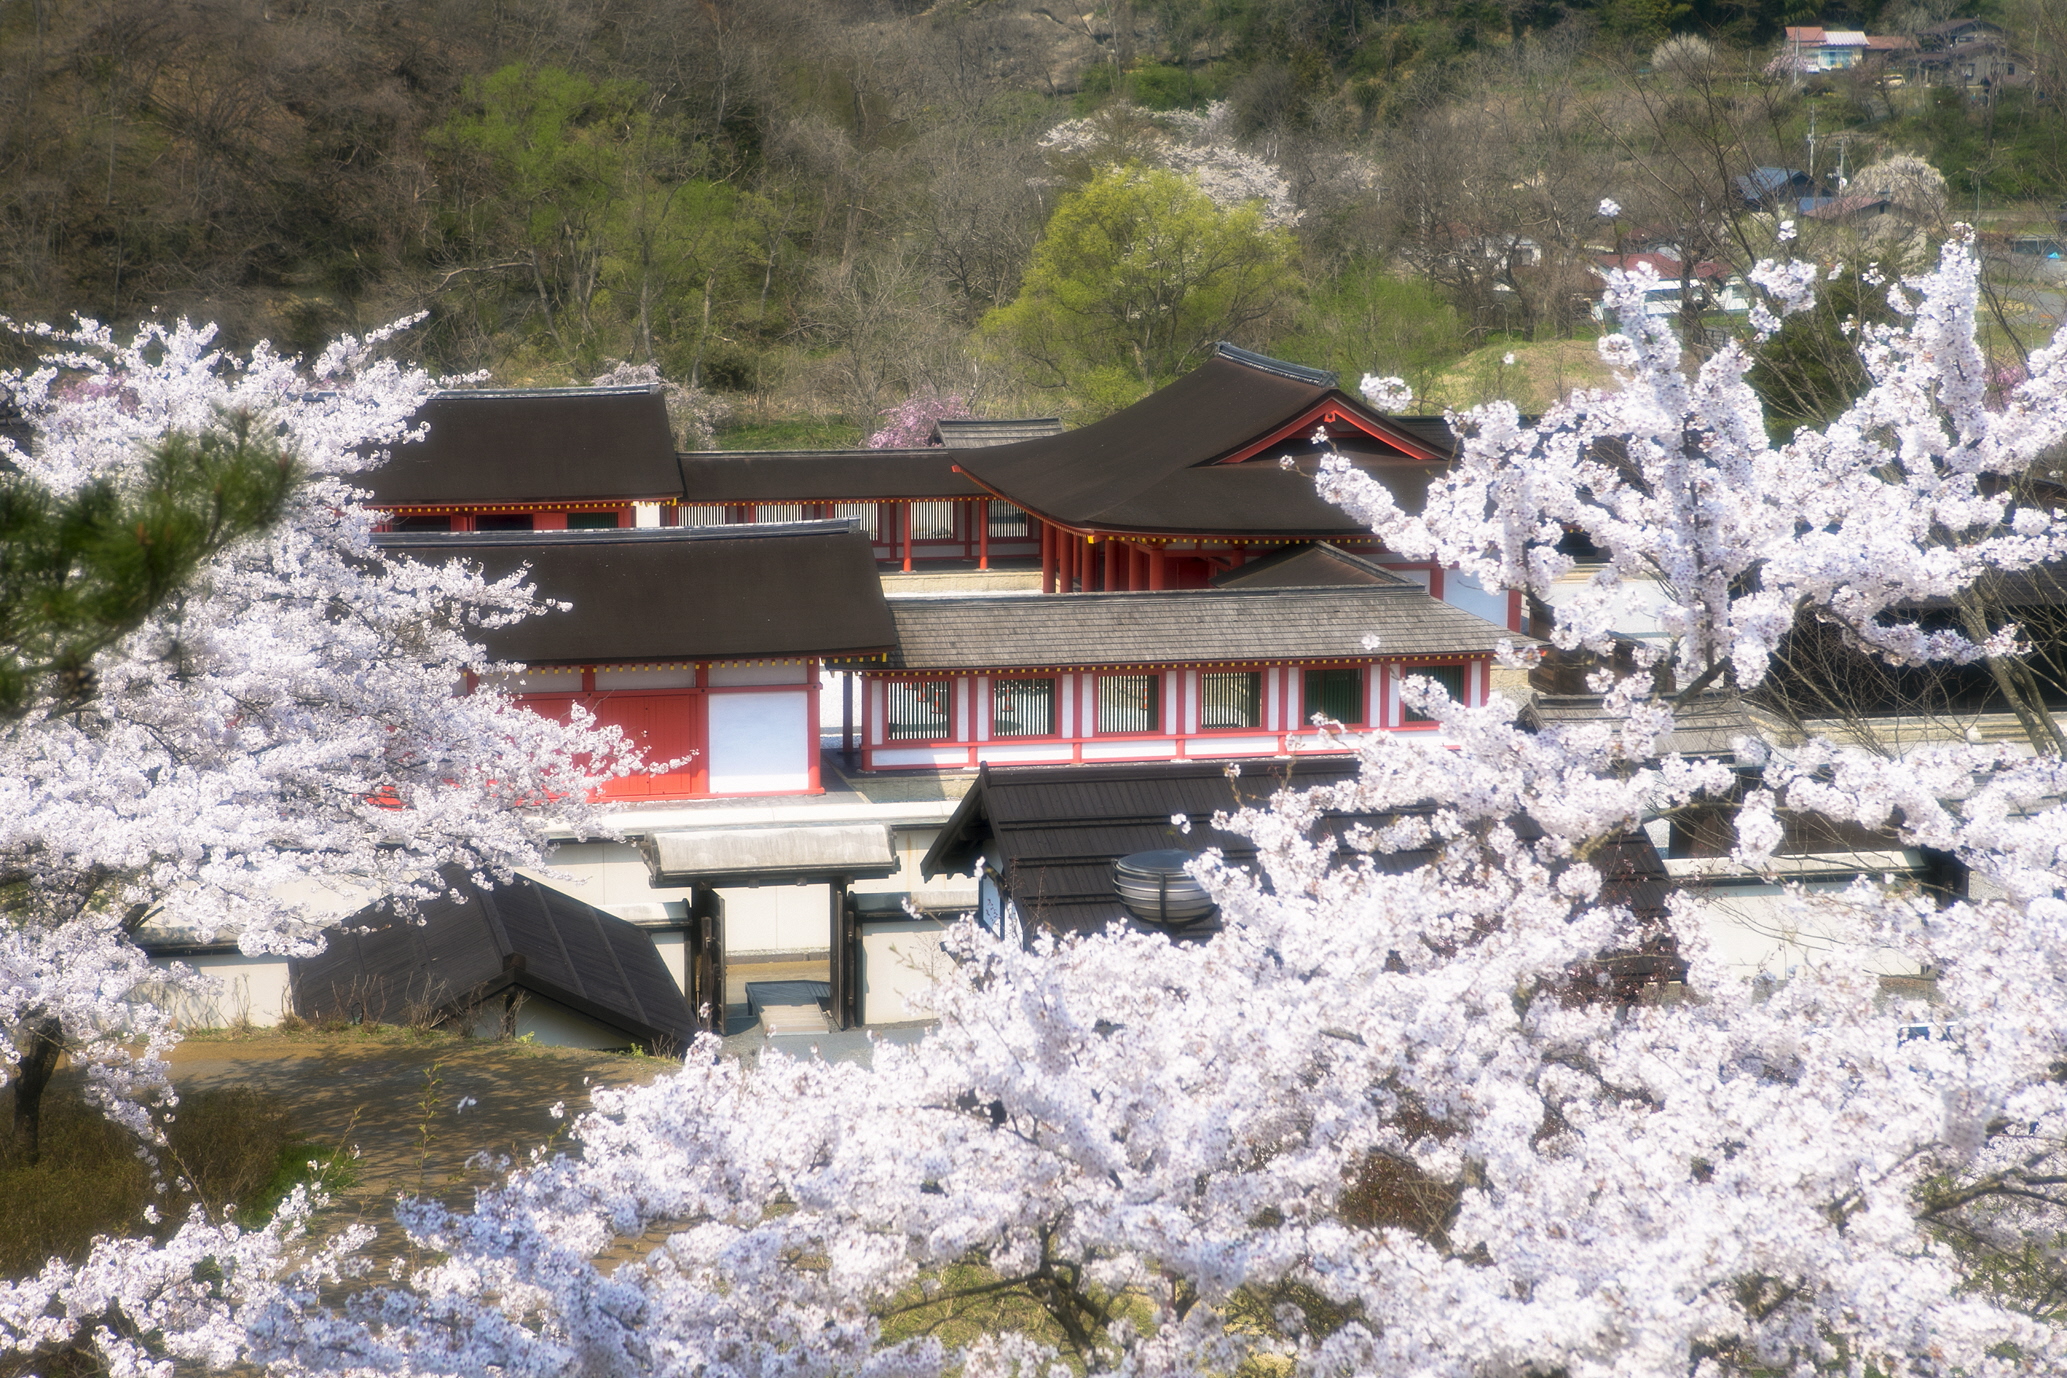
[12,240,2067,1378]
[1322,231,2067,744]
[863,390,971,449]
[0,317,640,1161]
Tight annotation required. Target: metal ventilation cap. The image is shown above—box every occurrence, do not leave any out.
[1112,849,1218,927]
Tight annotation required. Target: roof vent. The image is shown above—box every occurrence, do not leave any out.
[1112,850,1218,927]
[1212,343,1338,389]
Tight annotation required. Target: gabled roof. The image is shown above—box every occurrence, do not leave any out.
[1210,542,1415,589]
[289,870,697,1051]
[364,386,682,508]
[879,583,1516,672]
[375,521,896,666]
[932,418,1066,448]
[922,760,1667,936]
[949,345,1455,538]
[676,449,984,502]
[1804,194,1894,221]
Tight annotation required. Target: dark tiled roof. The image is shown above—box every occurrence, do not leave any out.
[375,521,895,666]
[951,350,1454,536]
[922,760,1666,936]
[676,449,984,501]
[363,387,682,507]
[289,869,697,1051]
[1211,542,1414,589]
[932,418,1065,448]
[882,584,1516,672]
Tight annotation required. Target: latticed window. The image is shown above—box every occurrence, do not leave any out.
[1097,674,1160,734]
[678,504,728,527]
[1200,671,1262,729]
[987,501,1029,538]
[1402,664,1466,723]
[991,677,1054,738]
[886,680,953,741]
[909,500,959,540]
[829,502,878,540]
[757,502,805,524]
[1302,667,1366,726]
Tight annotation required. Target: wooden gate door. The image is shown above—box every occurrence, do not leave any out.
[688,884,726,1034]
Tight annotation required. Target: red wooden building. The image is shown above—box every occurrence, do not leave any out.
[374,522,895,800]
[852,549,1518,771]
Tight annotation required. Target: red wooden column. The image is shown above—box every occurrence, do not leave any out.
[1078,534,1092,593]
[1102,539,1120,592]
[978,502,990,570]
[1149,543,1167,590]
[1040,522,1055,593]
[1130,543,1148,590]
[902,501,914,573]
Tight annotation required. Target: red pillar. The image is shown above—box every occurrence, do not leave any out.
[902,501,914,573]
[1078,535,1092,593]
[1040,522,1054,592]
[978,503,990,570]
[1102,538,1119,592]
[1130,543,1148,590]
[1150,544,1167,590]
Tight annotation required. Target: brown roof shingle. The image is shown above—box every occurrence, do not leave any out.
[677,449,984,502]
[951,347,1454,537]
[879,584,1517,672]
[365,387,682,507]
[375,521,896,666]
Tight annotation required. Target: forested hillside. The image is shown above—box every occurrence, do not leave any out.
[1,0,2061,434]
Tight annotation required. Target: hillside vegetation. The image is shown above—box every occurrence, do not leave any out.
[1,0,2060,429]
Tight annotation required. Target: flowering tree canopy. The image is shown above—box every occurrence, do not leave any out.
[12,242,2067,1378]
[0,318,639,1158]
[863,391,971,450]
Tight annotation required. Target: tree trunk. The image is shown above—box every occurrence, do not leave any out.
[11,1012,64,1165]
[1958,595,2067,756]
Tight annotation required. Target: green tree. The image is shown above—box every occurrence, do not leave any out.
[429,66,756,376]
[0,406,294,719]
[1273,262,1470,404]
[985,166,1300,415]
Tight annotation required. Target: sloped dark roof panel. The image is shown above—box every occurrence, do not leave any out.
[364,387,682,507]
[933,419,1066,448]
[951,353,1454,532]
[677,449,985,502]
[375,522,896,666]
[288,871,698,1049]
[924,760,1666,936]
[883,585,1516,671]
[1212,542,1414,590]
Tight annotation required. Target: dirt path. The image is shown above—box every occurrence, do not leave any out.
[166,1036,674,1242]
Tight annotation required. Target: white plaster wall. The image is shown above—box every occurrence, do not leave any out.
[860,917,953,1024]
[1444,569,1513,629]
[521,841,694,919]
[1691,889,1925,981]
[469,995,634,1049]
[148,953,296,1028]
[708,691,812,792]
[718,884,832,955]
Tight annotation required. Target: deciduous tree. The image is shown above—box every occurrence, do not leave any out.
[0,316,637,1165]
